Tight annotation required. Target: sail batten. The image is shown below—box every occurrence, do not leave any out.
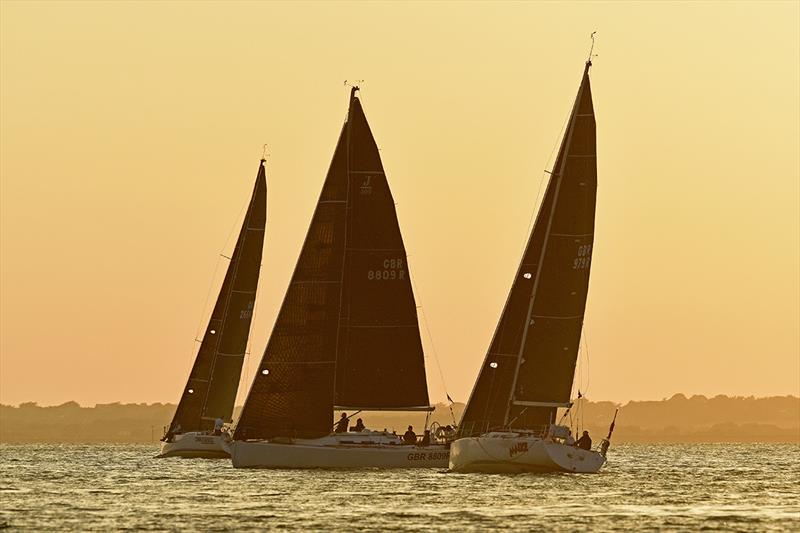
[235,90,429,440]
[167,160,267,431]
[333,405,435,412]
[460,63,597,437]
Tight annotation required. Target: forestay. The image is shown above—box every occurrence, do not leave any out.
[460,63,597,436]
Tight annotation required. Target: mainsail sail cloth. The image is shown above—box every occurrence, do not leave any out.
[168,161,267,432]
[460,63,597,436]
[235,89,429,441]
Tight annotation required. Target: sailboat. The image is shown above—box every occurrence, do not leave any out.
[159,159,267,458]
[230,87,450,469]
[449,59,610,473]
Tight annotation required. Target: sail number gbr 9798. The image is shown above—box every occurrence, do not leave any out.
[573,244,592,270]
[367,258,406,281]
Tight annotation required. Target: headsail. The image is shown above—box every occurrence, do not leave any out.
[235,89,429,440]
[460,62,597,436]
[168,160,267,432]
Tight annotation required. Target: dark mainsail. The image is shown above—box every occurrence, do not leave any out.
[235,89,429,440]
[168,160,267,433]
[460,62,597,436]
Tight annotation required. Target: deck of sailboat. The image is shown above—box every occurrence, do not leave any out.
[231,432,450,469]
[449,431,606,474]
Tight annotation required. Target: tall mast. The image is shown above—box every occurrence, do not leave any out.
[503,61,593,426]
[331,86,358,407]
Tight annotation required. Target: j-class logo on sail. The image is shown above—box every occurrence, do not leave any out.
[360,176,373,195]
[509,441,528,458]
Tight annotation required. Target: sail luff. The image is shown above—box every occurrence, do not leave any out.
[503,62,591,426]
[459,62,596,436]
[330,87,358,411]
[200,161,267,423]
[167,161,267,432]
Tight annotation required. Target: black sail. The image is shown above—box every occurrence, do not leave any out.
[334,95,429,411]
[234,128,348,440]
[235,89,429,440]
[460,63,596,436]
[168,161,267,433]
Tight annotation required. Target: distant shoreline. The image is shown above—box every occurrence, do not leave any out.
[2,394,798,444]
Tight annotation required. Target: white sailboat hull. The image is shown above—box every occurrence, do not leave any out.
[449,432,606,473]
[157,432,232,459]
[231,432,449,469]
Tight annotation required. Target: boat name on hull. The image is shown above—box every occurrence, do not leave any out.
[407,451,448,462]
[509,441,528,457]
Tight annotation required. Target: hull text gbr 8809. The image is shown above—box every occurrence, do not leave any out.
[450,59,612,474]
[231,88,450,469]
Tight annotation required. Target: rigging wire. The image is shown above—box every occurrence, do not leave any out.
[237,254,266,411]
[186,170,256,372]
[513,94,579,431]
[582,326,592,398]
[237,154,270,410]
[522,86,576,243]
[506,87,576,351]
[587,31,597,63]
[187,256,224,367]
[381,118,455,425]
[407,260,458,426]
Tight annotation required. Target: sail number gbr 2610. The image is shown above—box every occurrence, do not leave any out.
[367,258,406,281]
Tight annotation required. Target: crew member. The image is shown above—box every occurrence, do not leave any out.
[575,430,592,450]
[352,418,365,432]
[335,413,349,433]
[420,429,431,446]
[162,423,182,442]
[402,425,417,444]
[213,417,224,436]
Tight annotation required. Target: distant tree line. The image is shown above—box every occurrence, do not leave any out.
[1,394,797,443]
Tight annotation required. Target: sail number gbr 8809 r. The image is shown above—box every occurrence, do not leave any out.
[367,258,406,281]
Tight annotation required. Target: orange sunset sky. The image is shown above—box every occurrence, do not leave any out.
[1,1,798,407]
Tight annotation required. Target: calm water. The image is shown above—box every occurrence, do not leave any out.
[0,443,798,531]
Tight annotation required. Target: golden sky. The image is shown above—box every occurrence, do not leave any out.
[1,1,798,407]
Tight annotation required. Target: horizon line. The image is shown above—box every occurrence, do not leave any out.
[3,392,799,410]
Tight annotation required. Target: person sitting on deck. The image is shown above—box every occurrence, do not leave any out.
[420,429,431,446]
[162,423,182,442]
[402,425,417,444]
[335,413,349,433]
[351,418,365,432]
[213,417,224,436]
[575,430,592,450]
